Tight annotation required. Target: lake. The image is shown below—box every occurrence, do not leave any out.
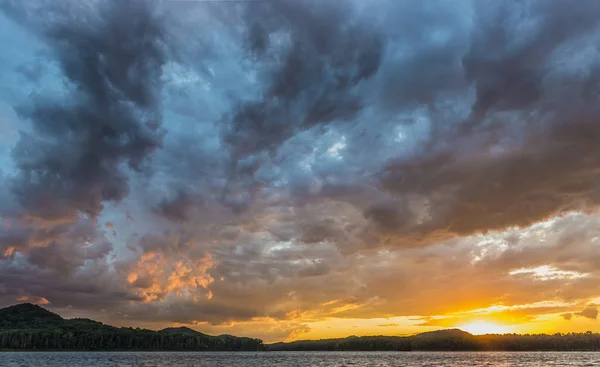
[1,351,599,366]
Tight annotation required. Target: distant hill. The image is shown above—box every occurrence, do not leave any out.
[0,303,63,329]
[412,328,471,339]
[160,326,207,336]
[267,330,479,352]
[0,303,264,351]
[267,328,600,351]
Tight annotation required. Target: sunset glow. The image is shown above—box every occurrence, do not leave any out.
[459,321,513,335]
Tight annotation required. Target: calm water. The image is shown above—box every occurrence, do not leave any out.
[1,351,599,366]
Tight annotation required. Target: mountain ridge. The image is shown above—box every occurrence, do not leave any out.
[267,329,600,351]
[0,303,263,351]
[160,326,208,336]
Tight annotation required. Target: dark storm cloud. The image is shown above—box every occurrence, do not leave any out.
[217,0,384,210]
[0,263,137,311]
[241,0,382,134]
[364,201,410,232]
[0,220,133,311]
[376,94,600,242]
[154,189,204,223]
[9,0,166,220]
[464,0,600,120]
[376,0,470,111]
[148,0,600,252]
[0,0,168,317]
[369,0,600,244]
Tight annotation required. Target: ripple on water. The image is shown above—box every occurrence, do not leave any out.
[0,351,599,367]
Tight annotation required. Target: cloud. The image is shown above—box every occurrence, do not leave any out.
[561,313,573,321]
[0,0,169,317]
[367,0,600,248]
[464,0,600,119]
[218,0,384,211]
[575,306,598,320]
[561,305,599,321]
[154,189,204,223]
[17,295,50,305]
[8,0,166,220]
[120,251,216,303]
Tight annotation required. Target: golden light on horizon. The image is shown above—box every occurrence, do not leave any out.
[458,321,513,335]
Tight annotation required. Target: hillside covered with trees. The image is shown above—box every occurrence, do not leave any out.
[4,303,600,352]
[0,303,264,351]
[268,329,600,351]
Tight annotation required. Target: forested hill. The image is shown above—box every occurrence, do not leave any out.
[4,303,600,352]
[268,329,600,351]
[0,303,264,351]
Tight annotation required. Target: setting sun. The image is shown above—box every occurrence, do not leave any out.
[459,321,513,335]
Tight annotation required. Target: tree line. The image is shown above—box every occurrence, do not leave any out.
[0,303,264,351]
[268,329,600,351]
[0,328,264,351]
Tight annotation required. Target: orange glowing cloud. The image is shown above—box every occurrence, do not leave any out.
[125,251,217,303]
[17,295,50,305]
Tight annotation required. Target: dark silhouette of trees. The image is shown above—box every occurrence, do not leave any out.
[0,304,264,351]
[268,329,600,351]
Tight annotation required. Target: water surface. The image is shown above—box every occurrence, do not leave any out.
[1,351,599,366]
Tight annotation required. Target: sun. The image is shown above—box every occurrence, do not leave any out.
[459,321,512,335]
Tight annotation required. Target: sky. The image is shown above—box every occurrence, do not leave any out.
[1,0,600,343]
